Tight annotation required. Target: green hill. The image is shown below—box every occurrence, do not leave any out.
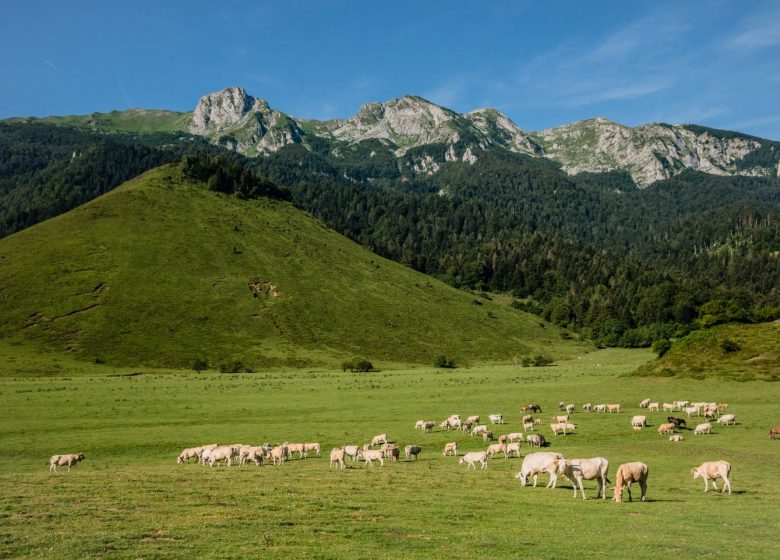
[634,321,780,381]
[0,165,579,370]
[36,109,191,133]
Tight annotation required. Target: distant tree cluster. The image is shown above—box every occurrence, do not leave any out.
[180,155,290,201]
[521,355,554,367]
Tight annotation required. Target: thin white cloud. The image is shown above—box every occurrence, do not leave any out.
[42,58,70,79]
[728,23,780,49]
[566,80,672,108]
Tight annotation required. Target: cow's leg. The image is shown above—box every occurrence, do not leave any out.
[712,479,719,492]
[639,480,647,501]
[626,482,633,502]
[578,478,586,500]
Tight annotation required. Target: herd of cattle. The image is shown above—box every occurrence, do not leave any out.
[50,397,780,502]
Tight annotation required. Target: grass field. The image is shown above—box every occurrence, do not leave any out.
[1,348,778,559]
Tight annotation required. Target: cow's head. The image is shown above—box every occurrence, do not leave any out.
[515,471,528,486]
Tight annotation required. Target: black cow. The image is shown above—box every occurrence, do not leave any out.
[667,416,687,429]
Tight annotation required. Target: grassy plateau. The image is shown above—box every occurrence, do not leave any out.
[1,347,778,559]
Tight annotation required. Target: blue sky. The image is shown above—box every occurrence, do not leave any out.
[2,0,779,138]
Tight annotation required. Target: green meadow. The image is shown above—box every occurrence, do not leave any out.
[1,348,778,559]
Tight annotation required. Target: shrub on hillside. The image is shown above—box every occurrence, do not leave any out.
[721,338,741,354]
[341,358,374,372]
[652,338,672,358]
[192,359,208,373]
[434,355,456,369]
[520,354,554,367]
[219,360,253,373]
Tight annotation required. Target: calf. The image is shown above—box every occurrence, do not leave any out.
[658,423,676,435]
[612,462,649,502]
[442,442,458,456]
[669,434,684,442]
[692,460,732,494]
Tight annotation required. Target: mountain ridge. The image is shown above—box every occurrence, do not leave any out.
[13,86,779,187]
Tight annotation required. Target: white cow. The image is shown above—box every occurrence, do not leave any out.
[488,414,504,424]
[459,451,488,470]
[631,415,647,430]
[360,449,384,467]
[552,457,610,500]
[692,461,732,494]
[694,422,712,435]
[514,452,564,488]
[718,414,736,426]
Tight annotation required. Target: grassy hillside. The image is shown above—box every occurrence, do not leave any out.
[2,349,779,558]
[0,165,579,370]
[634,321,780,381]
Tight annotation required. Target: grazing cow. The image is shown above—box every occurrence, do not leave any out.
[648,402,660,412]
[443,442,458,456]
[329,448,346,470]
[371,434,388,446]
[177,448,199,464]
[692,461,732,494]
[718,403,729,413]
[631,416,647,430]
[489,414,504,425]
[506,432,524,443]
[486,443,506,458]
[466,415,480,425]
[526,434,546,447]
[658,423,676,435]
[662,403,676,412]
[684,406,701,417]
[269,445,288,466]
[612,462,649,502]
[482,431,494,442]
[342,445,360,462]
[669,434,684,442]
[703,407,718,420]
[607,404,621,413]
[667,417,687,429]
[558,401,566,411]
[515,452,564,487]
[674,401,689,409]
[694,422,712,435]
[207,446,238,467]
[459,451,488,470]
[552,457,610,500]
[49,453,85,473]
[304,443,321,457]
[284,443,306,459]
[553,415,569,423]
[582,403,592,412]
[360,449,384,467]
[593,404,606,413]
[534,418,543,426]
[639,398,651,408]
[471,425,489,436]
[505,443,521,458]
[414,420,425,430]
[422,421,436,432]
[769,426,780,439]
[550,422,569,435]
[522,415,534,424]
[565,404,575,414]
[522,404,542,413]
[718,414,736,426]
[404,445,422,460]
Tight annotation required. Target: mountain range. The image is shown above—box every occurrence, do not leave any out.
[32,86,780,187]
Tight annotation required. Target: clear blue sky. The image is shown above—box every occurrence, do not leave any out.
[2,0,779,138]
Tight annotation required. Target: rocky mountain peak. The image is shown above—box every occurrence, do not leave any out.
[190,86,268,134]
